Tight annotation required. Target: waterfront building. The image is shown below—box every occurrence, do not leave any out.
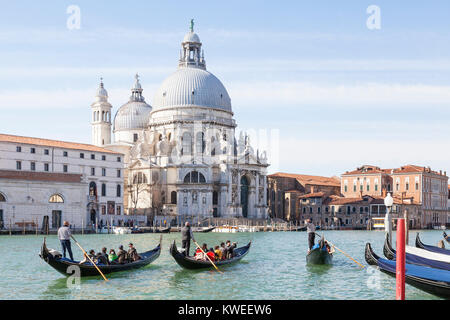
[267,172,341,221]
[0,134,124,231]
[297,192,421,230]
[342,165,448,228]
[93,23,269,224]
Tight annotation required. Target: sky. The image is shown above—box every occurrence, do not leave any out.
[0,1,450,176]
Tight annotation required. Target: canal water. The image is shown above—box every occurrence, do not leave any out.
[0,230,445,300]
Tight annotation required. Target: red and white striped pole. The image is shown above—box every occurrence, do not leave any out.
[396,218,406,300]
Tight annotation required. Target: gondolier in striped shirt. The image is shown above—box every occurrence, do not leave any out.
[306,219,316,252]
[181,221,195,256]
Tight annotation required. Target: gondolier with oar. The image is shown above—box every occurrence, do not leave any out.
[181,221,195,256]
[58,221,74,260]
[305,218,316,252]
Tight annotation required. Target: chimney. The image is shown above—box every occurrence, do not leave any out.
[359,190,363,199]
[310,186,315,194]
[382,188,387,198]
[440,170,442,175]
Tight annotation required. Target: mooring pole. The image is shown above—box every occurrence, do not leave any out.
[396,218,406,300]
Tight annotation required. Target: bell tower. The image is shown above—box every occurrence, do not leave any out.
[91,78,112,146]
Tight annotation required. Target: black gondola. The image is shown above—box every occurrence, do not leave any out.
[39,237,161,277]
[383,234,450,271]
[306,238,333,265]
[416,233,450,255]
[365,243,450,299]
[169,240,251,270]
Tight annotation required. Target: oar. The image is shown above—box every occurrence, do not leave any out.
[315,233,365,269]
[193,240,223,274]
[71,235,109,282]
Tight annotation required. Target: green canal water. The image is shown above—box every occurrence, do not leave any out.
[0,230,445,300]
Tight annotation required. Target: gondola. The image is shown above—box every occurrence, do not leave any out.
[365,243,450,299]
[169,240,251,270]
[306,238,333,265]
[383,235,450,271]
[416,233,450,255]
[39,237,161,277]
[194,226,216,233]
[444,232,450,244]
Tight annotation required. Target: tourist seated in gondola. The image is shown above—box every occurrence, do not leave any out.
[117,245,127,264]
[194,243,208,260]
[219,242,227,260]
[108,249,118,264]
[127,243,141,262]
[96,247,109,265]
[226,241,237,259]
[214,245,222,260]
[79,249,97,265]
[206,248,216,261]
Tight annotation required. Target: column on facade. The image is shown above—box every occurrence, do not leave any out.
[255,172,259,205]
[228,170,232,204]
[237,170,241,205]
[263,175,267,206]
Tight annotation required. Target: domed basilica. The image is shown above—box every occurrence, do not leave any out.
[90,23,269,223]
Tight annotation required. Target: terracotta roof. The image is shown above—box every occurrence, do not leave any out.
[343,164,446,177]
[0,133,122,155]
[285,189,302,193]
[0,170,82,183]
[342,165,391,176]
[299,192,325,199]
[325,197,366,205]
[269,172,340,187]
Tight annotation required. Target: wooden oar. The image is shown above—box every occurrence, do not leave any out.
[71,235,109,281]
[193,240,223,274]
[315,233,365,268]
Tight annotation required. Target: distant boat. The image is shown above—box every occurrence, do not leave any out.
[383,234,450,271]
[192,226,215,233]
[306,238,333,265]
[113,227,132,234]
[416,233,450,255]
[365,242,450,299]
[444,231,450,244]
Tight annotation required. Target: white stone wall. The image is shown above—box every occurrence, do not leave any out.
[0,140,125,229]
[0,179,85,229]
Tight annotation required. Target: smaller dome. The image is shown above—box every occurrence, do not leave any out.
[94,79,108,102]
[113,74,152,132]
[113,101,151,132]
[183,31,201,44]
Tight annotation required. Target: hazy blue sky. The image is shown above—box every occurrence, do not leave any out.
[1,1,450,176]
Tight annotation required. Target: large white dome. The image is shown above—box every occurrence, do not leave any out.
[152,67,232,113]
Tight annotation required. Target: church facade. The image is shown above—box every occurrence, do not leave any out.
[93,25,269,223]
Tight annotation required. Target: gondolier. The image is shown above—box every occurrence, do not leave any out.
[306,219,316,252]
[58,221,74,261]
[181,222,195,256]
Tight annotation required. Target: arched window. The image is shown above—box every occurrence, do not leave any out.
[182,132,192,155]
[49,194,64,203]
[196,132,205,154]
[116,184,121,197]
[183,171,206,183]
[0,193,6,202]
[171,191,177,204]
[133,172,148,184]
